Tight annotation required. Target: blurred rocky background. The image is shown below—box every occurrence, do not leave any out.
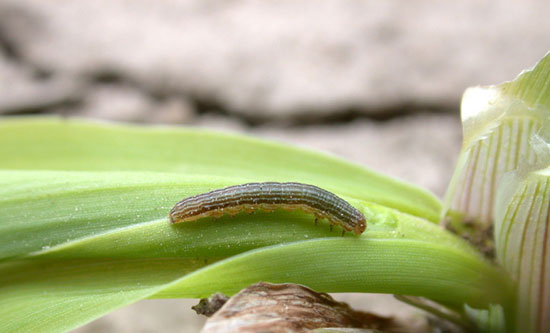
[1,0,548,331]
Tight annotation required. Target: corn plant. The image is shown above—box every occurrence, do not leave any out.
[1,52,549,332]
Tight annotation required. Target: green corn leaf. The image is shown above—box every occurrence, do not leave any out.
[155,237,511,310]
[0,117,441,260]
[0,117,511,331]
[0,117,441,222]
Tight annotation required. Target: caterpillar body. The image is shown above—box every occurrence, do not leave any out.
[169,182,366,235]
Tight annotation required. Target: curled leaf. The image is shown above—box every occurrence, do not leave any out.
[444,53,550,226]
[495,169,550,332]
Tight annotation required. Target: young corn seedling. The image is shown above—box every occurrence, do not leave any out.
[0,52,549,332]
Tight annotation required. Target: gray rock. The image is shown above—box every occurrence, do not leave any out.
[73,299,206,333]
[0,53,82,114]
[1,0,548,120]
[58,84,195,124]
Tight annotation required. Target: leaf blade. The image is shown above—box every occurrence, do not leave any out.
[0,117,441,222]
